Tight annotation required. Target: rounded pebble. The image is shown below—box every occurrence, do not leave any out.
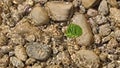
[26,42,51,61]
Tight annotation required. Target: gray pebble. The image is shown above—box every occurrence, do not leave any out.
[26,42,51,61]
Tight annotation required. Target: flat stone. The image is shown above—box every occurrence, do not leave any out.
[26,42,51,61]
[81,0,98,8]
[30,6,49,26]
[72,12,94,46]
[45,1,73,21]
[71,50,100,68]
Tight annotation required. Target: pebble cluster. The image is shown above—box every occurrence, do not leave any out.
[0,0,120,68]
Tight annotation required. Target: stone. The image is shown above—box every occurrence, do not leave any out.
[81,0,99,8]
[99,53,108,61]
[87,8,98,17]
[94,34,101,44]
[46,65,62,68]
[115,30,120,41]
[10,57,24,68]
[110,8,120,23]
[0,55,9,68]
[107,0,118,7]
[30,6,49,26]
[26,42,51,61]
[45,1,73,21]
[99,24,111,36]
[72,12,94,46]
[15,45,27,61]
[0,33,8,46]
[98,0,109,15]
[13,19,42,39]
[71,50,100,68]
[25,58,36,65]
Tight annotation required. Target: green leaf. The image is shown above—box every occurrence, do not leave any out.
[65,23,82,38]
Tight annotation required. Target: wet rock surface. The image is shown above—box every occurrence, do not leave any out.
[0,0,120,68]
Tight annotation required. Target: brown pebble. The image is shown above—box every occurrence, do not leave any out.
[81,0,99,8]
[25,58,36,65]
[30,6,49,26]
[71,50,100,68]
[45,1,73,21]
[15,45,27,61]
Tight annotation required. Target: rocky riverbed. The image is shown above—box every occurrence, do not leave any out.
[0,0,120,68]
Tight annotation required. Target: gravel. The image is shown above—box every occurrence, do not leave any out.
[0,0,120,68]
[10,57,24,68]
